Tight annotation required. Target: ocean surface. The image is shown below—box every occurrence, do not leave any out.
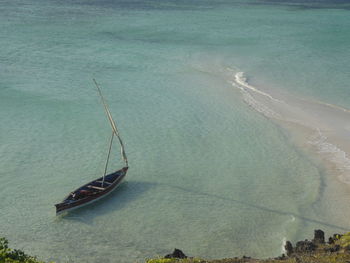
[1,1,350,262]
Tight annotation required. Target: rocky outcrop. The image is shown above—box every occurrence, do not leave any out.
[313,229,325,244]
[324,244,341,253]
[149,230,350,263]
[164,248,187,259]
[285,241,293,256]
[284,229,325,254]
[294,240,316,253]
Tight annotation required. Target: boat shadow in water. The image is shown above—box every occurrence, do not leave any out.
[57,180,154,223]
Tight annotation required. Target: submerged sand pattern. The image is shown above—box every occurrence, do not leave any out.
[231,70,350,185]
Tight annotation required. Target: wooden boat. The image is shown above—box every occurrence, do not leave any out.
[55,79,129,215]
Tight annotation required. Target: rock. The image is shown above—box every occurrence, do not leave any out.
[164,248,187,259]
[324,244,341,253]
[313,229,325,244]
[328,237,335,244]
[284,241,294,256]
[295,240,316,253]
[275,254,286,260]
[333,245,341,252]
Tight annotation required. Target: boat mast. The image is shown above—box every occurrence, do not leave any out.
[93,79,129,168]
[102,131,114,187]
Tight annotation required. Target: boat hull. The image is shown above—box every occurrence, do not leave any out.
[55,167,128,214]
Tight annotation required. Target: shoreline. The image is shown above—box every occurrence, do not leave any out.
[231,70,350,185]
[3,230,350,263]
[230,70,350,230]
[147,230,350,263]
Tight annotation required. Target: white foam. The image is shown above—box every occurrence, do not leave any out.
[281,237,287,254]
[308,129,350,184]
[234,72,285,103]
[230,72,282,119]
[281,216,296,254]
[233,83,281,119]
[229,69,350,185]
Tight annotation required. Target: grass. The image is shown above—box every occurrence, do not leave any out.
[146,232,350,263]
[3,232,350,263]
[0,237,46,263]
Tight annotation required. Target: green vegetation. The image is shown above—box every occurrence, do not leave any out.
[147,232,350,263]
[2,232,350,263]
[147,252,350,263]
[339,232,350,248]
[0,237,45,263]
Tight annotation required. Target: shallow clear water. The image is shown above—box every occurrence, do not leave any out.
[1,1,350,262]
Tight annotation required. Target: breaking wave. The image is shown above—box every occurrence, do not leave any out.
[230,69,350,185]
[308,129,350,184]
[281,215,296,254]
[231,72,282,119]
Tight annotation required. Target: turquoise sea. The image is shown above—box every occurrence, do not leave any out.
[1,1,350,262]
